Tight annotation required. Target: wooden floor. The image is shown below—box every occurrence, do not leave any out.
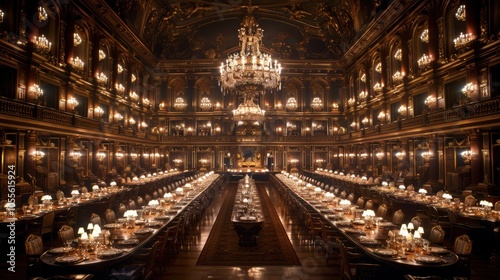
[160,182,339,280]
[160,181,500,280]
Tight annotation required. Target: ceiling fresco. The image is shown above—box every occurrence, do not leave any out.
[108,0,388,61]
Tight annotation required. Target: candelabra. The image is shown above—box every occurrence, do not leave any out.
[462,83,477,99]
[96,152,106,162]
[375,151,384,160]
[361,117,369,126]
[29,84,44,99]
[417,54,432,69]
[69,151,81,163]
[395,151,406,161]
[114,112,123,121]
[38,6,48,22]
[33,34,52,53]
[286,97,298,111]
[455,5,466,21]
[67,97,79,110]
[31,150,45,165]
[70,56,84,70]
[128,117,136,125]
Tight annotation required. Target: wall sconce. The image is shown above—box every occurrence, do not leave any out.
[0,10,4,23]
[454,32,474,50]
[395,151,406,160]
[332,102,339,111]
[98,49,106,61]
[420,29,429,43]
[159,101,166,110]
[94,106,104,118]
[130,91,139,101]
[359,151,368,160]
[67,97,79,110]
[462,83,477,99]
[117,64,124,74]
[38,6,48,22]
[73,33,82,46]
[173,159,183,166]
[375,62,382,73]
[455,5,466,21]
[289,159,299,166]
[115,150,124,159]
[70,56,84,70]
[139,121,148,128]
[143,98,151,107]
[131,74,136,83]
[114,112,123,121]
[361,117,369,126]
[29,84,44,99]
[96,152,106,162]
[461,150,472,164]
[69,151,81,163]
[350,121,357,129]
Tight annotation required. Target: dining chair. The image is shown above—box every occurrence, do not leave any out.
[25,234,45,278]
[128,198,137,210]
[375,204,388,219]
[406,184,414,192]
[347,193,355,203]
[356,197,365,209]
[152,190,159,199]
[28,195,39,207]
[391,209,405,226]
[117,203,127,218]
[428,225,445,245]
[435,190,444,198]
[464,195,476,207]
[494,200,500,211]
[89,213,102,226]
[56,190,65,201]
[340,190,347,199]
[157,187,164,197]
[136,196,145,208]
[338,237,381,280]
[58,225,75,244]
[81,186,88,193]
[105,208,117,223]
[453,234,473,279]
[364,200,373,210]
[409,216,422,229]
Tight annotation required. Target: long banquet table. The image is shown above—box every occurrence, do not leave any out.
[38,173,222,277]
[271,173,460,279]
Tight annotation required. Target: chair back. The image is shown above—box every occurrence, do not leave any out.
[365,200,373,210]
[105,208,117,223]
[81,186,88,193]
[136,196,144,208]
[347,193,355,202]
[356,197,365,209]
[41,211,55,235]
[410,216,422,229]
[117,203,127,218]
[392,209,405,226]
[128,199,137,210]
[337,238,353,280]
[25,234,44,256]
[56,190,65,200]
[436,190,444,198]
[90,213,102,226]
[406,185,414,191]
[429,225,445,245]
[58,225,75,243]
[376,204,388,219]
[495,200,500,211]
[464,195,476,207]
[454,234,473,255]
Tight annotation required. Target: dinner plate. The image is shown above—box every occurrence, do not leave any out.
[103,223,121,229]
[352,219,365,225]
[55,255,83,264]
[374,248,398,257]
[134,228,154,235]
[154,215,171,221]
[97,248,123,259]
[146,221,162,227]
[343,228,365,235]
[359,238,381,246]
[415,255,445,264]
[117,238,140,246]
[48,247,75,254]
[429,247,449,254]
[134,220,146,225]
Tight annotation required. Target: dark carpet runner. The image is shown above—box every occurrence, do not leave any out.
[196,183,301,266]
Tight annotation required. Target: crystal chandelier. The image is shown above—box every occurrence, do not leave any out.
[219,8,281,95]
[232,95,265,123]
[417,54,432,69]
[174,97,187,111]
[420,29,429,43]
[199,97,212,110]
[311,97,323,111]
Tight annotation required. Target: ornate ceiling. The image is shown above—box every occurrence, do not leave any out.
[110,0,388,61]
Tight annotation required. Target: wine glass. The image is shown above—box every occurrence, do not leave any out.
[64,238,72,253]
[22,205,29,216]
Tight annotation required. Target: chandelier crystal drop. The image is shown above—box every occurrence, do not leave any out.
[220,10,281,94]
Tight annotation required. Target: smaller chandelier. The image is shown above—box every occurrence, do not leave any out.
[33,34,52,53]
[417,54,432,69]
[454,32,474,50]
[174,97,187,111]
[129,91,139,101]
[462,83,477,98]
[31,150,45,162]
[114,112,123,121]
[96,72,108,85]
[311,97,323,111]
[143,98,151,107]
[373,83,383,93]
[421,151,432,160]
[0,10,4,23]
[286,97,298,111]
[129,116,136,125]
[398,105,407,114]
[131,74,136,83]
[96,152,106,162]
[117,64,124,74]
[455,5,466,21]
[375,62,382,73]
[199,97,212,110]
[395,151,406,160]
[233,96,265,123]
[361,117,369,125]
[461,150,472,164]
[29,84,44,99]
[394,49,402,61]
[424,95,436,106]
[74,33,82,46]
[392,71,404,84]
[71,56,84,70]
[420,29,429,43]
[38,6,48,22]
[347,97,355,107]
[375,151,384,160]
[377,111,386,122]
[67,97,79,110]
[94,106,104,117]
[98,49,106,61]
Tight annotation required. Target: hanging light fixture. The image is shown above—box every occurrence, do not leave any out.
[232,95,265,123]
[199,97,212,110]
[286,97,298,111]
